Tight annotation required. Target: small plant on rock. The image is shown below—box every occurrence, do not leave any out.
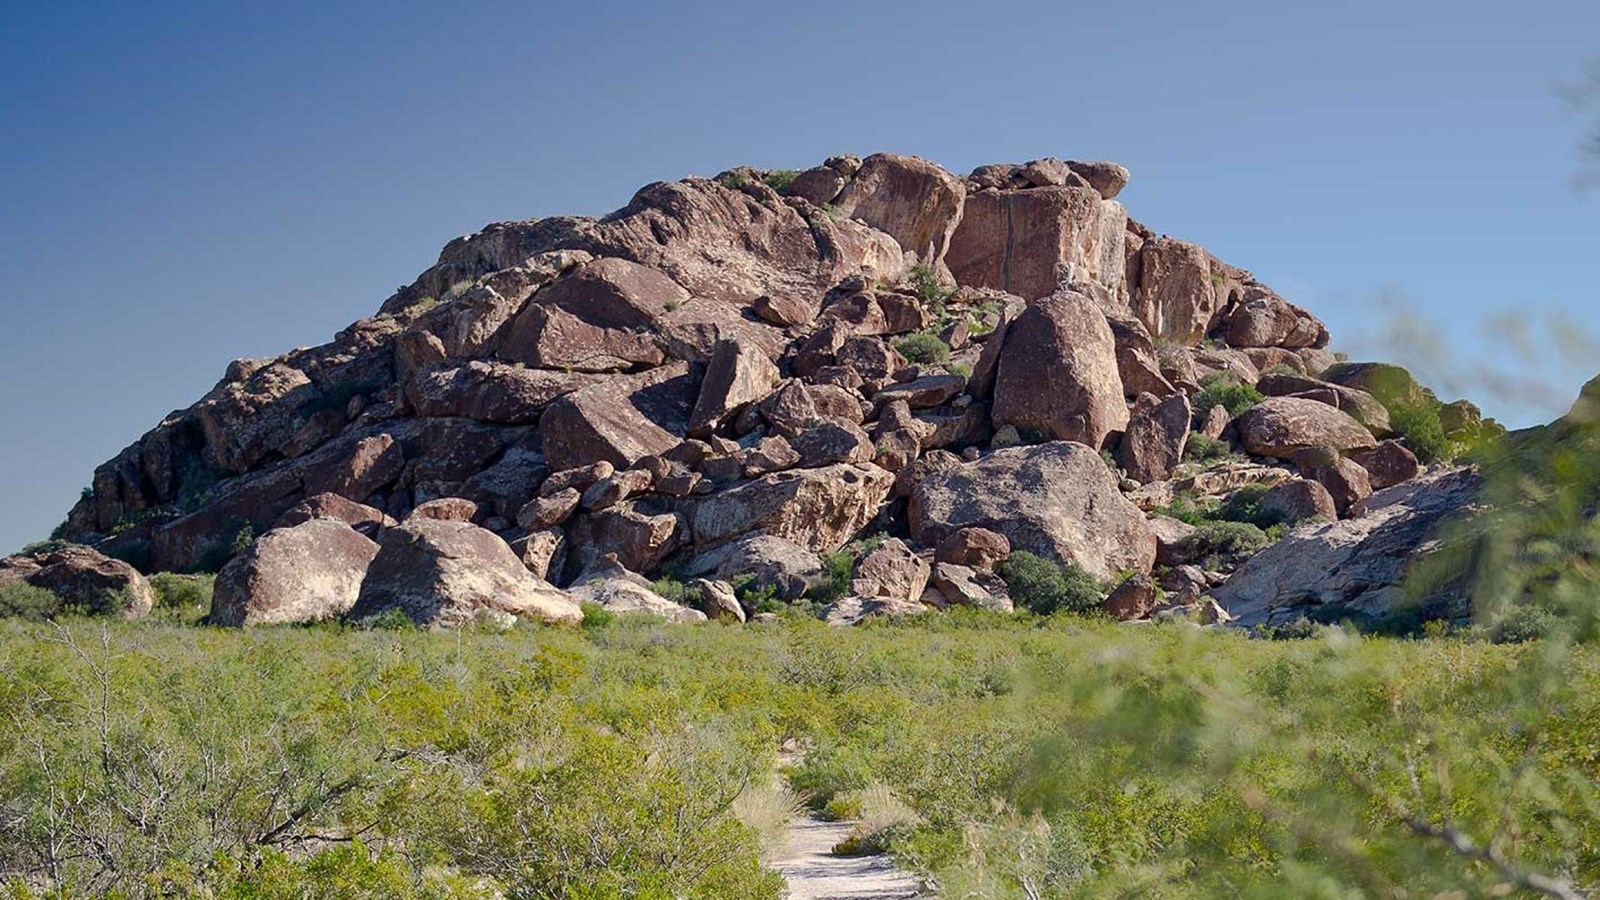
[1193,373,1264,418]
[892,331,951,366]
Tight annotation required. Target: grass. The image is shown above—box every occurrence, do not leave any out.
[0,614,1596,897]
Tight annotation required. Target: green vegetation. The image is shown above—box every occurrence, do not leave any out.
[761,169,800,194]
[2,616,1597,897]
[1192,372,1264,417]
[904,262,954,308]
[0,580,72,620]
[995,550,1106,615]
[891,331,952,366]
[1181,431,1236,464]
[1388,394,1451,463]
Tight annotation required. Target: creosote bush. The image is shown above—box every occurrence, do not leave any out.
[761,169,800,194]
[996,550,1105,616]
[1181,432,1235,464]
[892,331,952,366]
[1192,373,1264,418]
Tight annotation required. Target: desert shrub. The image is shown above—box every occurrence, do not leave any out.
[1217,483,1288,529]
[1389,397,1451,463]
[761,169,800,194]
[148,572,214,625]
[1182,432,1235,463]
[1484,604,1561,644]
[0,581,65,620]
[733,780,808,858]
[364,606,419,631]
[996,550,1105,616]
[579,600,615,629]
[1193,373,1264,417]
[651,576,702,607]
[892,331,951,365]
[1182,520,1275,568]
[948,362,973,379]
[904,263,954,306]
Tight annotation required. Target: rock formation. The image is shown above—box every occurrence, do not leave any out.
[12,152,1500,628]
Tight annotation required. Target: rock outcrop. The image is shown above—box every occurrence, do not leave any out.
[43,151,1476,629]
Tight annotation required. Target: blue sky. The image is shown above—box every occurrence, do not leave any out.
[2,0,1597,553]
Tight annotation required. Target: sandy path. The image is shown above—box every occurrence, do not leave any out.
[770,814,926,899]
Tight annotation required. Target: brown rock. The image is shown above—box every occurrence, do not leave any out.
[408,497,478,523]
[684,533,822,601]
[1221,291,1330,349]
[1104,574,1157,621]
[406,362,598,424]
[212,519,378,626]
[689,339,782,437]
[690,578,746,622]
[791,419,875,467]
[831,153,966,264]
[1132,237,1223,345]
[1235,397,1378,461]
[567,555,706,623]
[690,463,894,554]
[927,563,1013,612]
[787,165,847,206]
[563,501,684,578]
[304,433,404,503]
[1258,373,1391,435]
[934,527,1012,570]
[874,374,965,410]
[850,538,931,602]
[1199,404,1232,440]
[1350,440,1421,491]
[1293,449,1373,516]
[580,468,654,511]
[276,493,393,539]
[541,461,615,496]
[991,291,1128,449]
[512,528,566,581]
[909,442,1156,581]
[1260,478,1339,524]
[0,545,153,620]
[1148,514,1199,567]
[539,362,693,471]
[947,187,1125,302]
[741,436,801,477]
[1066,160,1131,199]
[349,518,581,627]
[1120,392,1192,483]
[752,293,816,328]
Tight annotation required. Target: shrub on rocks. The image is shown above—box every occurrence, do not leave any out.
[1193,373,1264,418]
[891,331,951,365]
[996,550,1105,616]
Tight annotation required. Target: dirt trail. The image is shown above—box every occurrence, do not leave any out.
[770,814,925,899]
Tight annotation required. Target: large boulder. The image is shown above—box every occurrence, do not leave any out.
[690,463,894,554]
[406,362,598,424]
[1235,397,1378,460]
[946,186,1125,301]
[1257,373,1391,435]
[1120,392,1192,484]
[908,442,1156,581]
[567,555,706,623]
[348,519,582,627]
[831,153,966,265]
[1219,291,1329,349]
[1131,237,1225,346]
[990,291,1128,449]
[0,545,153,620]
[276,492,394,539]
[683,533,823,601]
[211,519,378,626]
[689,339,781,437]
[539,362,694,471]
[1213,468,1482,627]
[562,501,684,581]
[850,538,931,602]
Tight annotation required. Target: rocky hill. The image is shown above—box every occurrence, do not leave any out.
[11,153,1494,628]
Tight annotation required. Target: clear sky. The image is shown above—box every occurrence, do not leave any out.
[2,0,1597,553]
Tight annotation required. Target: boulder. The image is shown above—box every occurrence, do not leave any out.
[1213,468,1481,627]
[0,545,153,620]
[1132,238,1224,345]
[850,538,931,602]
[563,501,684,579]
[408,497,478,523]
[539,362,693,471]
[927,563,1014,612]
[276,493,393,539]
[1350,440,1421,491]
[567,555,706,623]
[946,186,1125,301]
[1104,574,1157,621]
[1220,292,1329,349]
[684,533,823,601]
[348,518,582,627]
[821,594,929,626]
[787,165,847,206]
[752,293,816,328]
[1120,392,1192,483]
[1235,397,1378,461]
[991,291,1128,449]
[1257,373,1391,435]
[690,578,746,622]
[1293,449,1373,517]
[303,433,404,503]
[1148,514,1199,567]
[517,488,582,531]
[908,442,1156,581]
[1319,362,1426,408]
[1066,160,1131,199]
[690,463,894,554]
[512,528,566,581]
[790,419,875,468]
[407,362,599,424]
[689,339,781,437]
[831,153,966,265]
[873,374,965,410]
[1259,479,1339,524]
[934,527,1012,570]
[211,519,378,626]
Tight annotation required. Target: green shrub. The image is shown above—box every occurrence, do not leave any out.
[1485,605,1560,644]
[761,169,800,194]
[1182,520,1275,568]
[1389,398,1450,463]
[1193,373,1264,418]
[0,581,65,620]
[365,607,419,631]
[1182,432,1235,464]
[996,550,1105,616]
[1217,483,1288,530]
[579,601,615,629]
[904,263,954,306]
[948,362,972,379]
[892,331,951,366]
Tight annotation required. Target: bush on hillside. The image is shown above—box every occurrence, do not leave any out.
[1193,373,1264,418]
[892,331,952,366]
[996,550,1105,615]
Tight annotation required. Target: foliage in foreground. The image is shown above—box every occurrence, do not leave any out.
[1,614,1595,899]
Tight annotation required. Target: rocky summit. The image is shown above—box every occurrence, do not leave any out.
[22,153,1494,628]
